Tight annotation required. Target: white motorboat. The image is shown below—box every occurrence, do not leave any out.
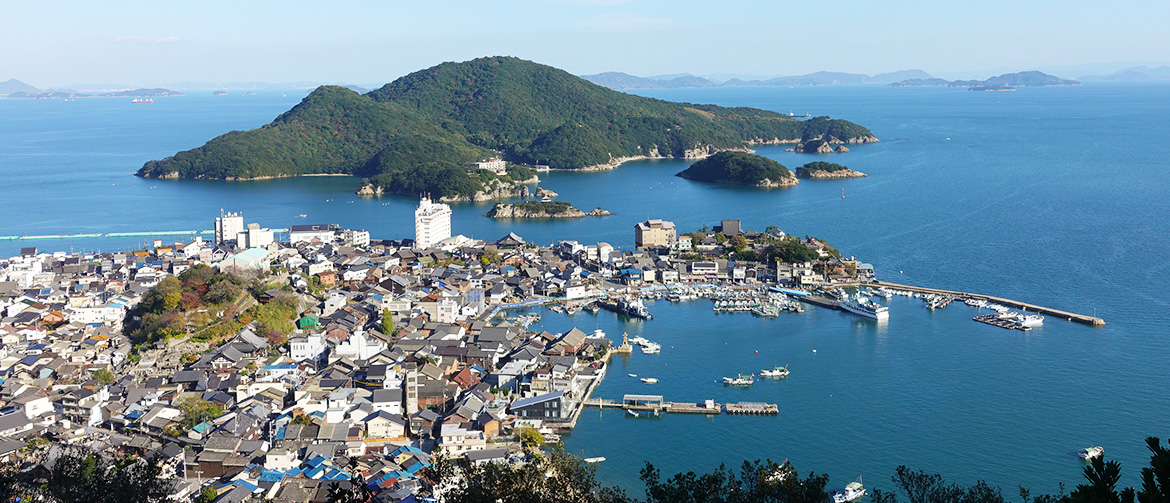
[833,477,866,503]
[1079,446,1104,460]
[640,377,659,384]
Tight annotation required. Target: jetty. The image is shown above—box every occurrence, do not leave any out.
[871,281,1105,326]
[724,402,780,415]
[798,296,841,310]
[974,314,1031,331]
[584,395,777,416]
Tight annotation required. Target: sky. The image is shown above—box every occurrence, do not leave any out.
[3,0,1169,88]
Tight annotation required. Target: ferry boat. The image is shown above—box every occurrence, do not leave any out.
[787,111,812,119]
[840,294,890,320]
[640,377,659,384]
[640,344,661,354]
[723,374,755,386]
[760,364,790,378]
[1079,446,1104,460]
[833,477,866,503]
[132,97,154,104]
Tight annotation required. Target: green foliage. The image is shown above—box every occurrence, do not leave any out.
[506,200,575,215]
[442,445,628,503]
[176,396,225,430]
[765,237,821,264]
[678,151,794,185]
[140,57,874,184]
[198,487,219,503]
[92,367,115,385]
[380,309,395,335]
[516,427,545,451]
[798,161,850,173]
[250,293,299,335]
[128,269,247,346]
[481,247,502,265]
[640,458,830,503]
[0,447,171,503]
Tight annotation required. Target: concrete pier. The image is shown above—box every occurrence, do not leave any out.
[871,281,1105,326]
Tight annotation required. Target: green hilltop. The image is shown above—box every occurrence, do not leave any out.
[139,56,877,198]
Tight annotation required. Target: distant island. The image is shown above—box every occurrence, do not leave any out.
[101,88,183,97]
[137,56,876,200]
[582,69,934,90]
[2,81,183,99]
[675,151,798,188]
[485,200,612,219]
[890,71,1080,88]
[795,161,867,179]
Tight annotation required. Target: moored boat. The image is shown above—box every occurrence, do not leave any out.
[723,373,755,386]
[760,364,790,378]
[833,477,866,503]
[640,377,659,384]
[1079,446,1104,460]
[840,294,890,320]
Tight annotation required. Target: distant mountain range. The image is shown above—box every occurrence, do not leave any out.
[581,69,935,90]
[2,80,185,99]
[1078,65,1170,81]
[889,71,1080,88]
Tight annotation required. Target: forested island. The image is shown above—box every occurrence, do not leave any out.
[795,161,867,178]
[675,151,798,187]
[485,201,612,218]
[137,56,876,199]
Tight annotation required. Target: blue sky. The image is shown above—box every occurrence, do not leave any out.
[4,0,1168,87]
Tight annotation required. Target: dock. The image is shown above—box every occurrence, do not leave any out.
[973,314,1031,331]
[797,295,841,310]
[724,402,779,415]
[585,396,778,417]
[871,281,1105,326]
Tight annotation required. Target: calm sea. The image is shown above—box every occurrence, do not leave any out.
[2,83,1168,495]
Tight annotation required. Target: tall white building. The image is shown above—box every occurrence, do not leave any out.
[414,197,452,249]
[214,211,244,247]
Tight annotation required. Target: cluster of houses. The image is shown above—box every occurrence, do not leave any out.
[0,212,873,502]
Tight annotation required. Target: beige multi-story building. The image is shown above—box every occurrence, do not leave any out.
[634,219,677,249]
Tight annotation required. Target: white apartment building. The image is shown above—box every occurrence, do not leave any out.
[414,197,452,249]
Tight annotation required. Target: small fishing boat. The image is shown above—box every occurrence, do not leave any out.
[760,364,790,378]
[584,457,606,463]
[640,377,659,384]
[833,477,866,503]
[1079,446,1104,460]
[723,374,755,386]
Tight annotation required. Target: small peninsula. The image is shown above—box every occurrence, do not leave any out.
[795,161,867,179]
[675,151,798,187]
[485,201,612,218]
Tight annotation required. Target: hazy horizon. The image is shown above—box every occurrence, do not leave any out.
[4,0,1169,89]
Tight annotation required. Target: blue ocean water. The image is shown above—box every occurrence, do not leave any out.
[2,83,1169,494]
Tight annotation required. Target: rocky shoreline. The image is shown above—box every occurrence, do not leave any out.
[355,175,539,202]
[485,202,613,219]
[795,166,868,179]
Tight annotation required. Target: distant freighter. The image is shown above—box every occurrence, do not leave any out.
[132,98,154,104]
[787,111,812,119]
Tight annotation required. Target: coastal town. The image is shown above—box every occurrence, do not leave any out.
[0,195,1096,503]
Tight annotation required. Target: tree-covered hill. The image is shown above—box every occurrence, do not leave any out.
[139,56,877,194]
[676,151,798,187]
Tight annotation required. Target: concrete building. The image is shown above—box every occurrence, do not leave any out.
[214,211,244,247]
[237,224,274,249]
[289,224,336,245]
[414,197,452,249]
[634,219,677,249]
[471,158,507,175]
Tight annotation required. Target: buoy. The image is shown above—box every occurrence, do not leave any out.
[754,350,758,354]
